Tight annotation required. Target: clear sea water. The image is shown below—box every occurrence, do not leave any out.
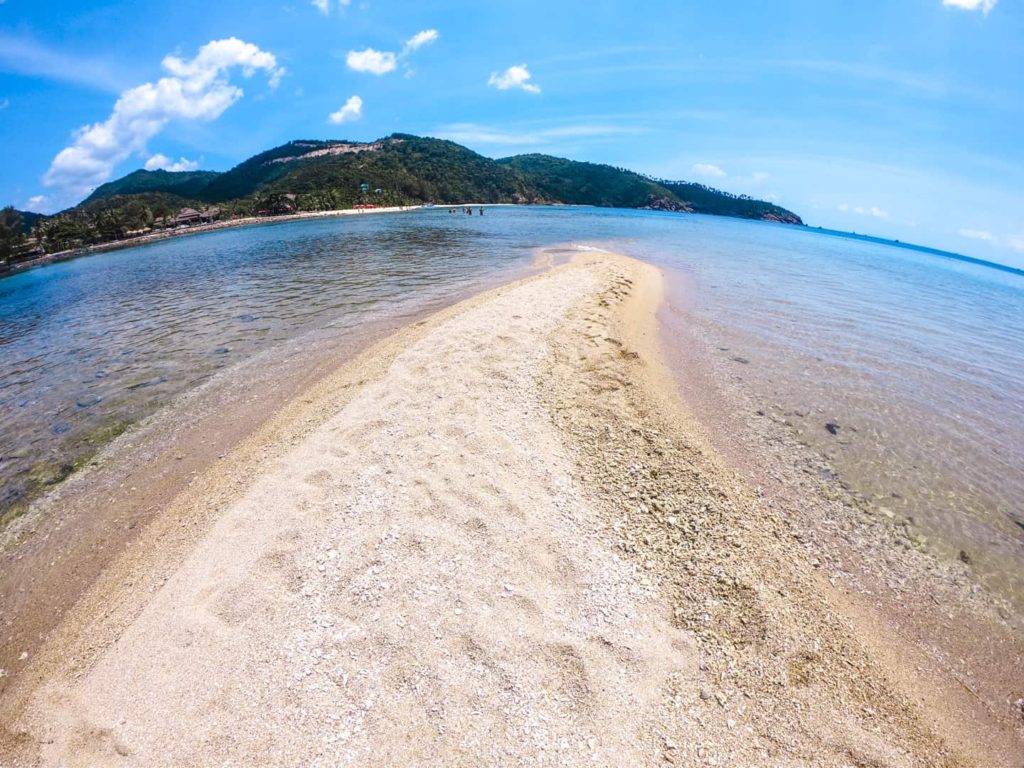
[1,207,1021,603]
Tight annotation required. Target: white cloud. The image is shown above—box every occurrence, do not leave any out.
[959,228,995,242]
[1008,237,1024,253]
[750,171,770,183]
[488,65,541,94]
[942,0,997,14]
[328,95,363,124]
[839,203,889,218]
[311,0,350,13]
[144,153,199,172]
[25,195,53,213]
[346,29,438,76]
[692,162,726,179]
[403,29,439,53]
[41,38,283,203]
[0,98,8,110]
[435,122,643,146]
[346,48,398,75]
[0,32,128,93]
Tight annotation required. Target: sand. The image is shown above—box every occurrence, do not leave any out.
[1,251,1021,766]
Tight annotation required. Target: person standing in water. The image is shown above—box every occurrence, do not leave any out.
[479,207,484,216]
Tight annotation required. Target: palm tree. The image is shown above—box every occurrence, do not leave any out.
[0,207,26,266]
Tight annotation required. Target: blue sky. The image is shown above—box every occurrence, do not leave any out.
[1,0,1022,266]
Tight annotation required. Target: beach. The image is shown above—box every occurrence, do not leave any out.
[1,250,1021,766]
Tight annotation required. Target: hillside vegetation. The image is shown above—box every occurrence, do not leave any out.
[4,134,801,268]
[84,169,221,205]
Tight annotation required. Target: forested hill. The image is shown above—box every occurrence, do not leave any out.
[4,134,802,264]
[84,169,221,205]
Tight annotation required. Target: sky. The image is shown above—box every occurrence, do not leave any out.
[1,0,1022,267]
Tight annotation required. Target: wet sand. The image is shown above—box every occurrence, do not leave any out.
[1,251,1021,766]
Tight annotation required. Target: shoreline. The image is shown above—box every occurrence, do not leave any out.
[655,265,1024,758]
[2,206,421,277]
[1,204,520,278]
[0,255,535,702]
[1,251,1020,764]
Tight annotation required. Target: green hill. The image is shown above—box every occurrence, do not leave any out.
[15,209,46,234]
[657,180,799,223]
[84,169,222,204]
[8,133,802,264]
[497,154,675,209]
[82,134,802,220]
[196,135,546,205]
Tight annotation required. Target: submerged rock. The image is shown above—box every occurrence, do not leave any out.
[125,375,166,391]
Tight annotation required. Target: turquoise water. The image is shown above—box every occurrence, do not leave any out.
[1,207,1022,603]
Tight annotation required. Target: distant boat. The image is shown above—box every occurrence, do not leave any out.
[421,202,436,208]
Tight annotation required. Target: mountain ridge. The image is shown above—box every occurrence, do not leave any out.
[83,134,800,224]
[4,134,801,263]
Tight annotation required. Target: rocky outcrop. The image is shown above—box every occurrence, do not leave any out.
[641,195,694,213]
[760,211,804,225]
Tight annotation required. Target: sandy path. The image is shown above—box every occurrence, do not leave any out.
[5,252,1020,766]
[13,256,696,766]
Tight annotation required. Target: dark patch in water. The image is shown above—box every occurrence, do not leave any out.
[125,375,166,391]
[731,356,750,364]
[52,422,71,435]
[825,422,840,435]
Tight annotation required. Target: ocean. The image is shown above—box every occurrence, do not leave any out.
[1,206,1021,604]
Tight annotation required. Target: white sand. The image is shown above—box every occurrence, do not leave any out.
[17,257,695,766]
[5,252,1020,767]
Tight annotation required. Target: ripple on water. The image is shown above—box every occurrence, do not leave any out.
[0,211,534,519]
[1,207,1022,610]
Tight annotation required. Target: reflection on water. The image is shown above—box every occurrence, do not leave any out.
[1,206,1022,608]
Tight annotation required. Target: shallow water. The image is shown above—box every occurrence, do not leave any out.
[1,206,1022,606]
[0,212,535,514]
[548,208,1024,603]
